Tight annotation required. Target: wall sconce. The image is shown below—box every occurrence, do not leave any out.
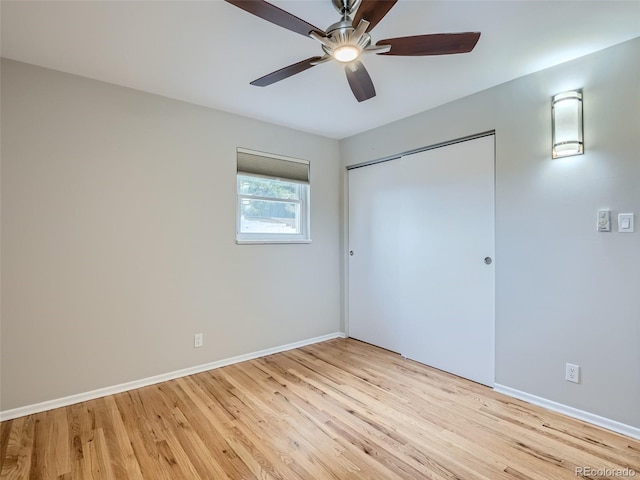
[552,90,584,158]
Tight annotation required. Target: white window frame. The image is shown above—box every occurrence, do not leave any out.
[236,149,311,244]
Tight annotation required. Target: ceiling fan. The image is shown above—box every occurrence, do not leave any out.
[225,0,481,102]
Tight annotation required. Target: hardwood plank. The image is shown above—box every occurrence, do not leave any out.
[67,403,84,467]
[84,428,115,479]
[0,418,26,479]
[29,412,52,479]
[102,396,144,479]
[0,419,12,470]
[1,338,639,479]
[51,408,71,477]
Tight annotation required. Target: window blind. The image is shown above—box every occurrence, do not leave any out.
[237,148,310,184]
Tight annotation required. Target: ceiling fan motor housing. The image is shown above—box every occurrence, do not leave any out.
[323,19,371,55]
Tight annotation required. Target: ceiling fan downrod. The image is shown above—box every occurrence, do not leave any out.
[331,0,362,19]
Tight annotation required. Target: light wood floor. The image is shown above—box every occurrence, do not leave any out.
[1,338,638,479]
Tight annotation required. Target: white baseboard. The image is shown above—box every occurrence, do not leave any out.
[494,383,640,440]
[0,332,347,422]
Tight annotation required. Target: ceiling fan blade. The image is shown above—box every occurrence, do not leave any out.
[250,57,324,87]
[352,0,398,32]
[345,60,376,102]
[376,32,481,56]
[225,0,326,37]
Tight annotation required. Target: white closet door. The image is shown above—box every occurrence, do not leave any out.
[348,135,495,386]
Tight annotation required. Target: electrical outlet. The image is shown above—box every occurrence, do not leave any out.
[565,363,580,383]
[194,333,203,348]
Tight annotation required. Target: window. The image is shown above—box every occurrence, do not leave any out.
[236,148,310,243]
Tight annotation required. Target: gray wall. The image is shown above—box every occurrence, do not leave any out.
[1,59,342,410]
[341,37,640,428]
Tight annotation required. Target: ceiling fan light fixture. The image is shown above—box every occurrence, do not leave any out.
[333,45,361,62]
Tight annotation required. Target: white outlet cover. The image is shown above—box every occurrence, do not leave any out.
[565,363,580,383]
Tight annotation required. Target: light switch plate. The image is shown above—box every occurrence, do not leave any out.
[618,213,634,233]
[597,210,611,232]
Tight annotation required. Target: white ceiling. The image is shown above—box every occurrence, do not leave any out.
[2,1,640,139]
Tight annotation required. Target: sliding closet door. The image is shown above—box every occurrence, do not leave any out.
[348,135,495,386]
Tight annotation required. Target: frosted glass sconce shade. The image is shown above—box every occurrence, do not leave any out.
[552,90,584,159]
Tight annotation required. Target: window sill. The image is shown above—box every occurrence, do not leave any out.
[236,239,312,245]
